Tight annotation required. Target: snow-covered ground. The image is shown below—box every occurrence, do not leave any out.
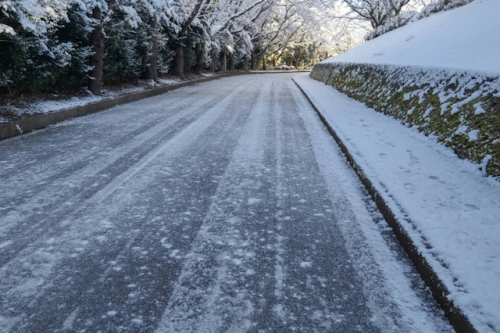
[17,87,143,117]
[308,2,500,329]
[0,77,187,124]
[324,0,500,76]
[0,74,450,332]
[295,73,500,332]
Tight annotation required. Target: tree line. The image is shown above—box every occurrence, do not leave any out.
[1,0,349,96]
[1,0,457,97]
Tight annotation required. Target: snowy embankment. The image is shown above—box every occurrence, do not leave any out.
[306,0,500,330]
[0,79,183,124]
[294,73,500,332]
[310,0,500,178]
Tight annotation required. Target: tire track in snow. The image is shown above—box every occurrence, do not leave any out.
[155,80,270,332]
[0,74,451,332]
[0,79,252,238]
[156,77,380,332]
[0,89,201,181]
[1,79,259,332]
[269,81,379,332]
[0,89,236,268]
[289,79,452,332]
[0,90,218,233]
[248,78,380,332]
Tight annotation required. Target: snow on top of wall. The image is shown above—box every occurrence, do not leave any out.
[322,0,500,76]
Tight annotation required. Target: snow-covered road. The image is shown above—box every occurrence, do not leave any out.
[0,74,451,332]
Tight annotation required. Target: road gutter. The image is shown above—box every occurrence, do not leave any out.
[292,78,476,333]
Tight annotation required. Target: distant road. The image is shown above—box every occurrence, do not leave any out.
[0,74,450,332]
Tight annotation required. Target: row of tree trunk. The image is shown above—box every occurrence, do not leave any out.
[88,4,159,95]
[87,3,247,95]
[88,0,257,95]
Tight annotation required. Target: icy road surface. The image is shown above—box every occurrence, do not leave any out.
[0,74,451,332]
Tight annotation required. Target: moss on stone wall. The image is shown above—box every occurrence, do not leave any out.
[310,62,500,179]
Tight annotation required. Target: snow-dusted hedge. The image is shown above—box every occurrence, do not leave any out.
[310,62,500,178]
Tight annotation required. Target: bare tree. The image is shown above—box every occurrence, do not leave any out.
[342,0,411,28]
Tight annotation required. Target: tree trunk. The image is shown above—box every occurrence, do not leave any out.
[143,16,158,81]
[221,52,227,72]
[228,53,235,71]
[171,0,205,79]
[88,6,104,95]
[313,44,317,66]
[172,41,185,79]
[262,54,267,70]
[51,72,58,87]
[251,50,256,70]
[194,42,205,75]
[210,50,216,73]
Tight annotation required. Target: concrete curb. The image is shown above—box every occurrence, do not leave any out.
[0,72,247,141]
[292,78,476,333]
[249,70,310,74]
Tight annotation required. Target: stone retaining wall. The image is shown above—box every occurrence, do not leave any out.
[310,62,500,178]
